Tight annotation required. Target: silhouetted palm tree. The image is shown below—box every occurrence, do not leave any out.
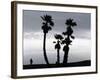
[41,15,54,65]
[62,18,77,64]
[53,34,63,64]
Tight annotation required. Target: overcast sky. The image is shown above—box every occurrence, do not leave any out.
[23,10,91,65]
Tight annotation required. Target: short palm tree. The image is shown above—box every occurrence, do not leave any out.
[53,34,63,64]
[41,15,54,65]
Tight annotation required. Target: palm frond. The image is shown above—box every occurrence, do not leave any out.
[41,14,54,33]
[71,36,75,39]
[65,18,77,27]
[49,21,54,26]
[41,16,45,21]
[61,40,66,44]
[55,34,63,40]
[47,26,52,31]
[62,32,67,35]
[53,41,56,43]
[72,22,77,26]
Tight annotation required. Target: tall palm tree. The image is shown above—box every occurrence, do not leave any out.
[53,34,63,64]
[41,15,54,65]
[62,18,77,64]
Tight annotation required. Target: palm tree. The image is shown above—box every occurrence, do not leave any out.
[53,34,63,64]
[41,15,54,65]
[62,18,77,64]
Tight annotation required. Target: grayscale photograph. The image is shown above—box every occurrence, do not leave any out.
[11,2,97,78]
[23,10,91,69]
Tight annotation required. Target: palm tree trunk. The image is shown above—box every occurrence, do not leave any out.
[63,47,69,64]
[63,36,70,64]
[43,33,49,65]
[57,49,60,64]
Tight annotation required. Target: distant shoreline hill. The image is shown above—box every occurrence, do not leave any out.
[23,60,91,69]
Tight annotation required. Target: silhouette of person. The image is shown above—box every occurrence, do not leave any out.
[30,58,33,65]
